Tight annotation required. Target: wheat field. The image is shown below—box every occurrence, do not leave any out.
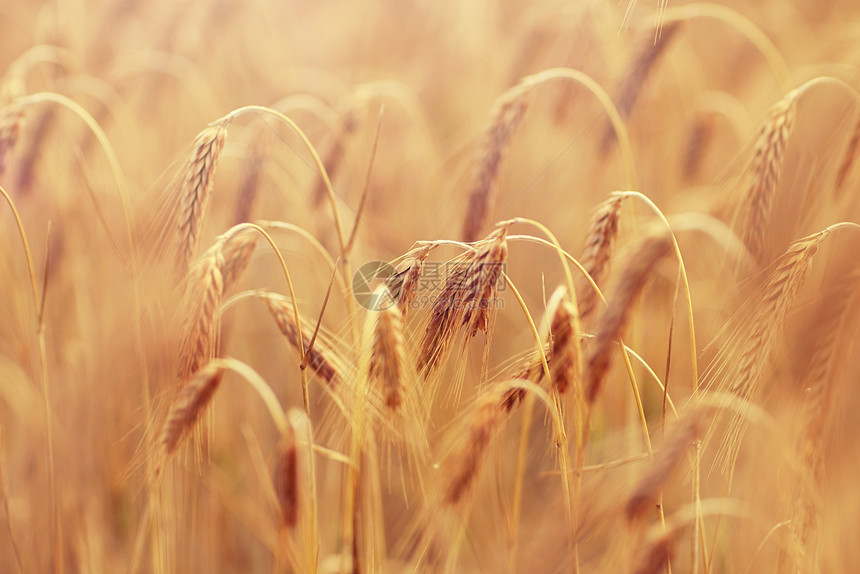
[2,0,860,572]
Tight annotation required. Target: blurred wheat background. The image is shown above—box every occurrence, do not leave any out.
[2,0,860,572]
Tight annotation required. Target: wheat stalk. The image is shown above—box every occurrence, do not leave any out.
[0,104,25,177]
[599,21,682,154]
[586,233,672,404]
[462,94,529,242]
[258,293,339,385]
[444,384,509,504]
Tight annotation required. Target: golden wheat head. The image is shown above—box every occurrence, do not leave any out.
[175,120,229,280]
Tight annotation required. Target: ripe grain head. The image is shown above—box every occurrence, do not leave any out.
[176,119,230,280]
[462,93,529,242]
[369,294,407,410]
[162,363,225,455]
[419,223,510,373]
[578,197,623,321]
[586,232,672,404]
[258,292,339,385]
[444,384,509,505]
[177,241,225,383]
[739,90,798,265]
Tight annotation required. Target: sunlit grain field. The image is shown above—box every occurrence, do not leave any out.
[2,1,860,572]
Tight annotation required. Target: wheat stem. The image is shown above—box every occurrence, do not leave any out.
[221,104,359,344]
[226,223,310,414]
[212,358,288,432]
[656,3,790,92]
[1,185,60,569]
[518,67,638,190]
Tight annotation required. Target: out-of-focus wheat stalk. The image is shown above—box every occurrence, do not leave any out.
[713,228,833,478]
[600,21,682,154]
[462,94,529,242]
[586,232,672,404]
[258,292,340,385]
[738,90,798,265]
[161,363,225,455]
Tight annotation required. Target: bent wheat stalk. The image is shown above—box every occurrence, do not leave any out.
[712,223,860,480]
[258,293,340,385]
[599,22,682,154]
[586,232,672,405]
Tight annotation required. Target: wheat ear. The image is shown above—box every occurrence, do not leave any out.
[219,228,257,292]
[0,104,25,176]
[717,229,831,477]
[234,138,265,225]
[177,242,225,383]
[274,424,299,528]
[444,384,509,504]
[176,119,230,280]
[312,111,356,208]
[161,363,226,455]
[369,296,407,410]
[586,233,671,404]
[259,293,339,385]
[578,197,623,321]
[789,276,857,571]
[599,22,682,154]
[834,113,860,194]
[549,297,579,395]
[462,93,529,242]
[626,415,700,520]
[384,244,434,317]
[419,223,509,373]
[739,90,798,264]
